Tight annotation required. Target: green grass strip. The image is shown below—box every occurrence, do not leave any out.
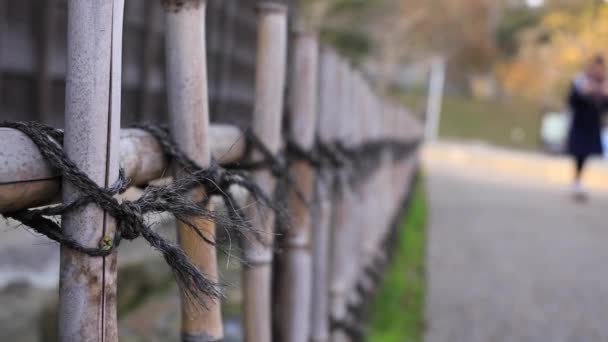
[368,179,428,342]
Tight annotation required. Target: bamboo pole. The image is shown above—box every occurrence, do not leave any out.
[163,1,223,340]
[329,58,358,342]
[344,71,370,332]
[351,73,372,302]
[379,103,393,239]
[372,90,388,286]
[0,125,246,213]
[310,46,339,342]
[351,83,375,311]
[363,92,384,264]
[384,102,396,221]
[274,28,319,342]
[242,3,288,341]
[58,1,124,341]
[351,74,364,276]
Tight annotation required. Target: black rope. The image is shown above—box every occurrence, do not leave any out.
[287,137,419,177]
[223,128,306,232]
[135,124,280,238]
[330,317,366,342]
[0,121,278,307]
[1,119,420,314]
[285,139,323,169]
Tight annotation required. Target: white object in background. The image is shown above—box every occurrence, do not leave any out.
[424,56,446,141]
[540,111,570,153]
[602,127,608,159]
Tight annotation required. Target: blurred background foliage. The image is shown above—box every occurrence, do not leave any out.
[314,0,608,150]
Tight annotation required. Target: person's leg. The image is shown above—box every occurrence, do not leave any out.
[572,154,588,200]
[574,155,586,181]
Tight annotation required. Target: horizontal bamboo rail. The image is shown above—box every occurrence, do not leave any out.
[0,125,246,213]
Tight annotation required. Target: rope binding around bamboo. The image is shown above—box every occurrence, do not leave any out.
[0,120,419,310]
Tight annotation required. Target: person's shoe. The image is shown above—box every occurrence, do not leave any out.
[572,182,588,202]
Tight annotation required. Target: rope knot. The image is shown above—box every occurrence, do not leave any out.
[118,201,145,241]
[200,163,224,196]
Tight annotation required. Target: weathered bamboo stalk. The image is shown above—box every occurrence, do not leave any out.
[382,103,395,227]
[362,88,384,266]
[58,1,124,341]
[350,73,372,303]
[330,58,357,342]
[310,46,339,342]
[274,30,319,342]
[344,70,372,336]
[0,125,246,213]
[364,103,390,292]
[351,72,368,289]
[242,3,288,341]
[163,0,223,340]
[349,83,376,312]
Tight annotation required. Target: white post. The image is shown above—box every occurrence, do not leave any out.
[424,56,446,141]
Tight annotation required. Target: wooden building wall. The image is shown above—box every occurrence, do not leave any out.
[0,0,261,128]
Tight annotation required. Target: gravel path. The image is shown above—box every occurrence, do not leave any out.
[425,159,608,342]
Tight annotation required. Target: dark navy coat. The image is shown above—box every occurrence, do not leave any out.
[567,79,606,157]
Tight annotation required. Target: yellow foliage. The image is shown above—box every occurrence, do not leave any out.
[499,6,608,107]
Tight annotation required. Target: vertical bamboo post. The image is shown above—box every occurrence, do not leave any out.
[393,105,405,215]
[352,72,374,320]
[384,103,394,217]
[387,105,397,211]
[402,104,422,200]
[311,46,339,342]
[59,1,124,341]
[379,104,393,243]
[393,104,409,212]
[381,104,394,233]
[355,74,374,292]
[392,104,402,206]
[385,102,398,216]
[372,88,387,273]
[243,3,288,341]
[345,71,364,307]
[275,20,320,342]
[369,99,385,258]
[329,58,356,342]
[394,105,407,203]
[163,1,223,341]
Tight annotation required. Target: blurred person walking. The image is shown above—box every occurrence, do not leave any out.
[567,55,608,201]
